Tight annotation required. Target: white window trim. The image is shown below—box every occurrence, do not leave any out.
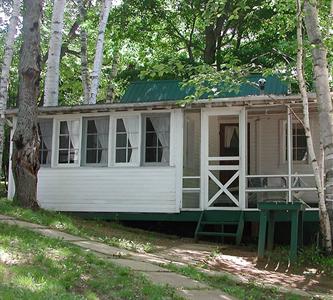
[280,119,309,165]
[54,116,82,168]
[141,113,171,166]
[37,117,53,168]
[113,113,141,167]
[81,116,110,167]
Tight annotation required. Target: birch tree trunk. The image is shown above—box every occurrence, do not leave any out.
[0,0,21,179]
[12,0,42,209]
[89,0,112,104]
[296,0,332,252]
[44,0,66,107]
[106,49,119,103]
[304,0,333,252]
[77,0,90,104]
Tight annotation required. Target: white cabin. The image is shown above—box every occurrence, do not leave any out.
[6,78,320,222]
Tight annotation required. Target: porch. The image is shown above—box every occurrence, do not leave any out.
[182,105,319,212]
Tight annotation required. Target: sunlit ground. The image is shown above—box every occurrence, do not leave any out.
[155,243,333,295]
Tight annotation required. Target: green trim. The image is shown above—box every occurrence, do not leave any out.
[69,209,319,223]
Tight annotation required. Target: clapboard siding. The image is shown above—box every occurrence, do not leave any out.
[37,167,178,212]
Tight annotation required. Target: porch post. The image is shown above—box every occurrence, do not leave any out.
[287,107,292,202]
[200,110,208,210]
[239,107,247,209]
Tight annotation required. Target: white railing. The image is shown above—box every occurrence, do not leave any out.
[245,174,317,207]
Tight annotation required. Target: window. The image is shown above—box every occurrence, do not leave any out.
[284,122,308,162]
[115,117,139,164]
[58,120,80,164]
[83,117,109,165]
[144,114,170,164]
[37,119,53,166]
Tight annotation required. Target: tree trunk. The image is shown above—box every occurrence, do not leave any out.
[106,49,119,103]
[296,0,332,252]
[77,0,90,104]
[12,0,42,209]
[89,0,112,104]
[44,0,66,107]
[0,0,21,179]
[304,0,333,252]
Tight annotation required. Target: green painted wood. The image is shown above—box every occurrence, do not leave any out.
[290,210,299,261]
[257,202,306,260]
[201,221,239,225]
[258,210,268,258]
[236,211,245,245]
[267,212,275,251]
[70,209,318,225]
[197,231,237,237]
[194,211,205,241]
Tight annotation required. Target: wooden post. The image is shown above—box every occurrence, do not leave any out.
[287,107,292,202]
[239,107,247,209]
[267,211,275,251]
[258,210,268,258]
[290,209,299,261]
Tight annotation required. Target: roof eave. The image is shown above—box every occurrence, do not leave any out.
[5,93,319,117]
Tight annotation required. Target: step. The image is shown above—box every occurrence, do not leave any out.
[201,221,239,225]
[196,231,237,237]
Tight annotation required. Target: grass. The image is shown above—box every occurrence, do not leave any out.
[0,198,179,253]
[164,263,304,300]
[0,222,182,300]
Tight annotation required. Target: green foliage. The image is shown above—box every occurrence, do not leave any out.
[0,223,181,299]
[1,0,332,106]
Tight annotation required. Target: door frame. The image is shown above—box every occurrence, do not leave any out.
[200,107,247,210]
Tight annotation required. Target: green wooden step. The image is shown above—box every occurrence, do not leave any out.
[196,231,237,237]
[201,221,238,225]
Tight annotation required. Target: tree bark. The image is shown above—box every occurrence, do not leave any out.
[0,0,21,179]
[77,0,90,104]
[106,49,119,103]
[304,0,333,252]
[44,0,66,107]
[89,0,112,104]
[296,0,332,252]
[12,0,42,209]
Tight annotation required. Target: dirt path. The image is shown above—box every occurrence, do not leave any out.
[154,243,333,297]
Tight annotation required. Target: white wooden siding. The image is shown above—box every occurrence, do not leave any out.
[8,109,183,213]
[37,167,178,212]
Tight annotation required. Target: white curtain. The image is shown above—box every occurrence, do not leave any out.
[39,120,53,164]
[224,126,239,148]
[94,118,109,164]
[123,117,138,163]
[68,120,80,163]
[150,116,170,163]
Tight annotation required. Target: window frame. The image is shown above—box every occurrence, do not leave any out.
[113,115,140,167]
[142,113,171,166]
[81,116,110,167]
[280,120,309,165]
[55,117,82,167]
[37,118,53,167]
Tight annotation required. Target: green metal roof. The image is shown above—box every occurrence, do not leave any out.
[121,75,289,104]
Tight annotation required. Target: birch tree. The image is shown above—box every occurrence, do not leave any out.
[106,49,119,103]
[77,0,90,104]
[0,0,21,178]
[295,0,332,252]
[89,0,112,104]
[12,0,42,209]
[44,0,66,107]
[303,0,333,252]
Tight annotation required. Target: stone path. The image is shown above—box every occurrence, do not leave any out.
[0,214,235,300]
